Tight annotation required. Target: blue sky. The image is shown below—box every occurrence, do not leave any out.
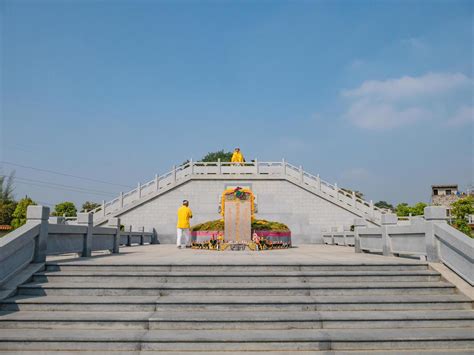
[1,0,473,209]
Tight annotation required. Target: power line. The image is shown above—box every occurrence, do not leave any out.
[2,175,117,195]
[0,161,133,189]
[3,175,117,197]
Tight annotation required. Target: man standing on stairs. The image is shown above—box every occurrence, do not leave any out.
[177,200,193,249]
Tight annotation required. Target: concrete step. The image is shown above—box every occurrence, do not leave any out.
[0,310,472,330]
[44,262,430,272]
[0,328,472,351]
[32,270,442,283]
[16,281,457,296]
[2,294,470,312]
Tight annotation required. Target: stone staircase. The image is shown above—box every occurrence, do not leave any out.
[0,261,473,353]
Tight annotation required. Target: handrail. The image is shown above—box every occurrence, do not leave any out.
[92,160,383,223]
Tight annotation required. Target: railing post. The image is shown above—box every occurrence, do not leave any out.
[353,218,367,253]
[119,192,124,208]
[282,158,286,175]
[190,159,194,175]
[108,217,121,254]
[299,166,303,182]
[334,183,338,200]
[381,213,397,256]
[370,200,375,218]
[126,226,132,246]
[155,174,159,191]
[172,165,177,182]
[316,174,321,190]
[77,212,93,257]
[254,159,259,175]
[137,182,141,199]
[151,228,159,244]
[102,200,106,217]
[27,205,50,263]
[352,191,357,206]
[139,226,145,245]
[424,206,446,262]
[218,158,222,175]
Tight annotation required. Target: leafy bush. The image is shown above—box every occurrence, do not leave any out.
[11,197,37,229]
[53,202,77,217]
[396,202,427,217]
[450,196,474,237]
[191,219,289,232]
[201,150,233,162]
[81,201,101,212]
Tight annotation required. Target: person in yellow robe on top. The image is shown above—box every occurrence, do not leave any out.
[176,200,193,248]
[231,147,245,164]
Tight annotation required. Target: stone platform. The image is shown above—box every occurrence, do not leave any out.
[0,245,472,353]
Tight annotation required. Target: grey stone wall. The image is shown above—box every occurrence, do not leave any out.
[115,179,374,245]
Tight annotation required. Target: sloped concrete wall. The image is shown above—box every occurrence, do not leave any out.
[114,179,373,245]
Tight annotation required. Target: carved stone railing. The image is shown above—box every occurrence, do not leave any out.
[323,206,473,285]
[0,206,158,299]
[91,159,384,224]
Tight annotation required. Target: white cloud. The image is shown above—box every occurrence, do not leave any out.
[341,72,472,130]
[446,106,474,126]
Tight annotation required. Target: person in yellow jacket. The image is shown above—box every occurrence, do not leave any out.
[231,147,245,164]
[176,200,193,248]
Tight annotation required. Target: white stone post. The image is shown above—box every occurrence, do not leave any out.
[155,174,159,191]
[77,212,93,257]
[316,174,321,190]
[353,218,367,253]
[119,192,124,208]
[352,191,357,206]
[102,200,106,217]
[334,183,338,200]
[424,206,446,262]
[218,158,222,175]
[381,213,397,256]
[282,158,286,175]
[254,159,259,174]
[190,159,194,175]
[370,200,375,218]
[299,166,304,182]
[137,182,141,199]
[139,226,145,245]
[108,217,121,254]
[28,205,50,263]
[172,165,177,183]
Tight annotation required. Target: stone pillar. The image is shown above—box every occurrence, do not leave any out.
[217,159,222,175]
[190,159,194,175]
[138,226,145,245]
[27,205,50,263]
[282,158,286,175]
[155,174,159,191]
[151,228,159,244]
[381,213,397,256]
[316,174,321,190]
[108,217,121,254]
[137,182,141,199]
[299,166,304,182]
[424,206,446,262]
[353,218,367,253]
[77,212,93,257]
[254,159,259,174]
[102,200,106,217]
[119,192,124,208]
[172,165,177,182]
[334,183,338,201]
[352,191,357,206]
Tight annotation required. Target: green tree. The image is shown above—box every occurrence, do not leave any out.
[81,201,101,212]
[53,201,77,217]
[0,200,17,225]
[411,202,427,216]
[396,203,411,217]
[201,150,233,162]
[0,171,15,202]
[374,201,394,210]
[341,188,364,199]
[450,196,474,237]
[11,197,37,229]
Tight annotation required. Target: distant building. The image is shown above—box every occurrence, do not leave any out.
[431,184,460,207]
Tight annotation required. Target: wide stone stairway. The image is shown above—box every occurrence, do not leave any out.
[0,245,472,353]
